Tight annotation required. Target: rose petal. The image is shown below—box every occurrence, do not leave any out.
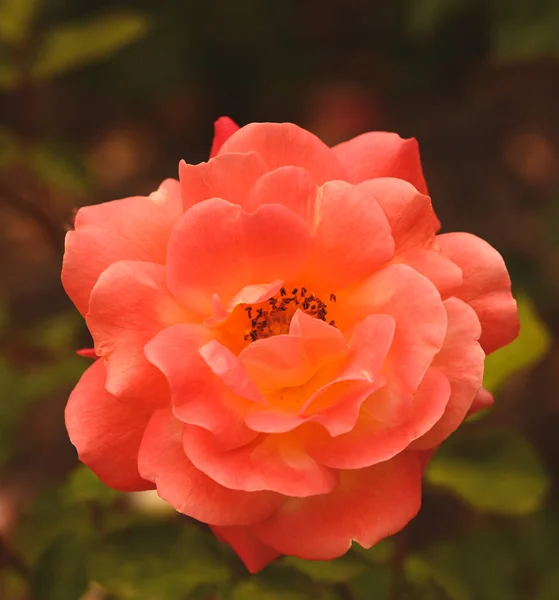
[211,525,280,573]
[411,298,484,449]
[309,368,450,469]
[345,264,447,397]
[145,325,258,450]
[179,152,268,211]
[183,425,338,497]
[245,166,317,222]
[62,179,182,316]
[65,360,154,492]
[138,409,282,525]
[252,451,424,560]
[86,261,186,403]
[436,232,519,354]
[333,132,428,194]
[166,199,311,314]
[304,181,395,290]
[209,116,240,158]
[219,122,346,184]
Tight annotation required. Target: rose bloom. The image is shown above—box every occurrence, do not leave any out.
[63,118,519,572]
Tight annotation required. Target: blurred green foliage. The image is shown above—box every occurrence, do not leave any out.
[1,0,559,599]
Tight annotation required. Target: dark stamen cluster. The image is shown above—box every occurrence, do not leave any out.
[243,286,337,343]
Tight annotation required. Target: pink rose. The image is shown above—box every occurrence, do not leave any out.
[63,118,519,572]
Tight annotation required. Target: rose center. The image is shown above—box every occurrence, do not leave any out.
[243,287,336,343]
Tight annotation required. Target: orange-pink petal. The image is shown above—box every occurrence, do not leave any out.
[219,122,346,184]
[209,116,240,158]
[166,199,311,314]
[252,452,424,560]
[211,525,280,573]
[333,132,428,194]
[62,179,182,316]
[65,360,154,492]
[179,152,268,211]
[304,181,395,290]
[86,261,185,404]
[436,232,519,354]
[308,369,450,469]
[182,424,338,497]
[345,264,447,397]
[144,325,258,450]
[411,298,484,449]
[138,409,282,525]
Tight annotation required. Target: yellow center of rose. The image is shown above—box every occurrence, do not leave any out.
[242,287,337,343]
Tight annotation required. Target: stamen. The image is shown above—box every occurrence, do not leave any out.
[241,286,338,343]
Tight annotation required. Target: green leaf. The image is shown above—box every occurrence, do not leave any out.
[30,534,89,600]
[348,567,391,600]
[0,0,37,45]
[404,531,517,600]
[483,294,550,393]
[282,555,368,583]
[90,522,230,600]
[32,11,150,80]
[426,427,550,515]
[64,465,120,507]
[29,143,90,192]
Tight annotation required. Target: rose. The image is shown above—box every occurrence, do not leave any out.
[63,117,519,572]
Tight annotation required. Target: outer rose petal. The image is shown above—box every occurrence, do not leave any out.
[138,409,282,526]
[304,181,395,290]
[179,152,268,211]
[211,525,280,574]
[166,199,311,313]
[252,451,424,561]
[219,122,346,184]
[436,232,519,354]
[411,298,484,449]
[357,178,438,252]
[144,325,258,450]
[183,425,338,497]
[333,132,428,194]
[357,178,461,297]
[86,261,186,403]
[209,116,240,158]
[467,387,494,416]
[62,179,182,316]
[65,360,154,492]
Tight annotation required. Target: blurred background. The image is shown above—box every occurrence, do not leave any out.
[0,0,558,598]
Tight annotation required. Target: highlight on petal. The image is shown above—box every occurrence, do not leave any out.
[62,179,182,316]
[179,151,268,211]
[437,232,520,354]
[211,525,280,574]
[304,181,395,290]
[166,199,312,314]
[219,122,346,184]
[333,131,428,194]
[252,451,424,560]
[138,409,282,525]
[65,360,154,492]
[86,261,186,403]
[209,116,240,158]
[411,298,484,449]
